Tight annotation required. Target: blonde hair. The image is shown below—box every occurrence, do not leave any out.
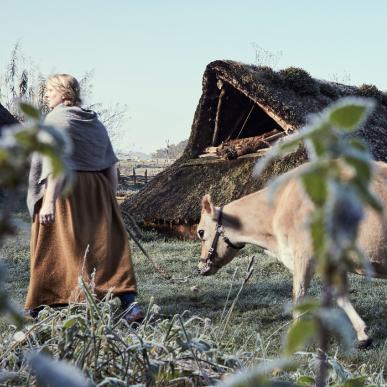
[47,74,82,106]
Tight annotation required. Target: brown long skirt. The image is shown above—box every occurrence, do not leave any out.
[25,172,137,310]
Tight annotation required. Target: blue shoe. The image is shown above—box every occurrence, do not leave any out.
[122,302,144,324]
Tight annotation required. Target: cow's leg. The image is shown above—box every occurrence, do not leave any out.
[292,256,314,319]
[336,295,372,348]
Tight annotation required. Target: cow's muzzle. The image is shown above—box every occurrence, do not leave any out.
[198,259,218,276]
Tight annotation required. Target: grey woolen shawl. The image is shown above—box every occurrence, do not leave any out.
[27,104,118,217]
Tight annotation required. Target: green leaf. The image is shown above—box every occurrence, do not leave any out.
[344,155,372,183]
[329,103,367,131]
[302,170,327,206]
[41,124,70,150]
[285,318,317,355]
[293,298,320,314]
[349,138,369,152]
[297,375,315,386]
[38,147,65,177]
[310,211,326,260]
[352,178,383,212]
[63,319,76,329]
[14,130,34,147]
[279,137,303,154]
[19,102,40,120]
[306,133,327,158]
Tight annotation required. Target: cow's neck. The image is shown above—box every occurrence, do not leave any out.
[223,188,278,254]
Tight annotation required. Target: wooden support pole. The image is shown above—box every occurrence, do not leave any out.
[212,86,226,146]
[145,169,148,184]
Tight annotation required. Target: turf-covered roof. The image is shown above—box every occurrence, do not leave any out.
[0,104,18,130]
[122,60,387,234]
[183,60,387,160]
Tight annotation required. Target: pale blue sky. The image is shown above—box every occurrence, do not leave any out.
[1,1,387,153]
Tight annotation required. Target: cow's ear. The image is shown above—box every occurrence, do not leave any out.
[202,194,214,215]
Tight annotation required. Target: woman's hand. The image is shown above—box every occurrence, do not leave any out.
[39,201,55,225]
[39,174,62,225]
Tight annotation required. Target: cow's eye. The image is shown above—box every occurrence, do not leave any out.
[198,229,205,239]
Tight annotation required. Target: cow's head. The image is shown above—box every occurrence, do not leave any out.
[197,194,245,276]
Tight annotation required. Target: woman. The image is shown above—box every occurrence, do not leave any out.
[26,74,142,322]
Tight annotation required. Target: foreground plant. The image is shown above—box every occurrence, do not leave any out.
[0,103,72,318]
[0,277,248,385]
[243,97,383,387]
[0,103,80,384]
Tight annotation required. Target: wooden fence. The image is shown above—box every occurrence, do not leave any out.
[119,168,158,187]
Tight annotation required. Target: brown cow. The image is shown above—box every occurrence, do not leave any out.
[197,161,387,347]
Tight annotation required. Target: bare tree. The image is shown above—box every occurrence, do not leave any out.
[0,42,50,119]
[251,42,282,69]
[151,139,188,159]
[328,70,351,84]
[1,42,128,145]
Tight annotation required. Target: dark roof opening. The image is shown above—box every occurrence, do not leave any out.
[214,82,284,145]
[0,104,18,131]
[201,79,287,160]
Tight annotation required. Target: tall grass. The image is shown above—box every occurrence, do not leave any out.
[0,225,385,385]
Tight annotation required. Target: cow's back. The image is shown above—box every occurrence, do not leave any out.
[357,162,387,276]
[272,161,387,277]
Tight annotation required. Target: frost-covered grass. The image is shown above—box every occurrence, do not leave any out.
[0,210,386,385]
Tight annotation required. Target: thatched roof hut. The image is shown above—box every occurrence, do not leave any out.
[122,60,387,237]
[0,104,18,200]
[0,103,18,130]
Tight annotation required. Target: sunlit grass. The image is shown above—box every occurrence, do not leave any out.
[0,209,385,384]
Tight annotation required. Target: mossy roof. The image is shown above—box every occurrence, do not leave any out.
[0,104,18,130]
[183,60,387,161]
[122,60,387,226]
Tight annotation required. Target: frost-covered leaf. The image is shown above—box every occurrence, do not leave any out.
[0,371,19,384]
[309,211,326,260]
[26,352,91,387]
[329,98,374,131]
[63,319,76,329]
[297,375,315,386]
[190,338,212,352]
[19,102,40,120]
[219,358,294,387]
[285,319,317,355]
[40,124,72,152]
[293,298,319,315]
[13,331,26,342]
[0,127,18,148]
[301,169,327,206]
[318,309,354,351]
[351,178,383,213]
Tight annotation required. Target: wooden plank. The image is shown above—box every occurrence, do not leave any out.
[200,128,286,160]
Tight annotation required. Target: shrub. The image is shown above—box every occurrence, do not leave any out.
[319,81,339,99]
[357,84,383,102]
[382,91,387,107]
[255,66,283,85]
[279,67,320,96]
